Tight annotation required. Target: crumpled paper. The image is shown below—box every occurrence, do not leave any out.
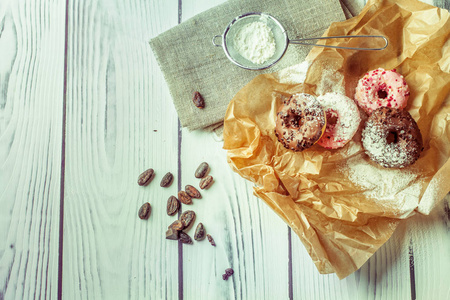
[223,0,450,279]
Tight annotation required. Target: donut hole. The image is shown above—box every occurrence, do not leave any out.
[377,89,388,99]
[386,130,399,144]
[290,115,303,127]
[325,110,338,130]
[328,115,338,126]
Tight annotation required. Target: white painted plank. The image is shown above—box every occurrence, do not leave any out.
[179,130,290,299]
[179,0,290,296]
[290,210,415,300]
[178,2,288,299]
[291,235,359,300]
[0,0,65,299]
[62,0,180,298]
[354,224,412,300]
[408,195,450,300]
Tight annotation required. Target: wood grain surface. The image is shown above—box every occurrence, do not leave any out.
[0,0,448,299]
[0,0,65,299]
[62,0,180,299]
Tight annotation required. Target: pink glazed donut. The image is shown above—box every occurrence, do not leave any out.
[354,68,410,114]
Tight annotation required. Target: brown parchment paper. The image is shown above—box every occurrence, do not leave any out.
[223,0,450,279]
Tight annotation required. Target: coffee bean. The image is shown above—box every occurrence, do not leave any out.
[138,202,151,220]
[168,220,185,231]
[185,185,201,199]
[166,228,180,240]
[166,196,180,216]
[137,168,154,186]
[178,190,192,205]
[179,232,193,245]
[199,175,213,190]
[160,172,174,187]
[195,162,209,178]
[222,268,234,280]
[225,268,234,276]
[192,91,205,109]
[207,234,216,246]
[194,223,205,241]
[180,210,196,228]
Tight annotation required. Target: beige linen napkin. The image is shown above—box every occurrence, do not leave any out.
[150,0,346,131]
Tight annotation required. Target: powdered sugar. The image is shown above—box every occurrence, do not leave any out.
[233,21,276,65]
[418,174,444,215]
[361,107,423,169]
[362,121,410,166]
[274,60,310,84]
[314,64,345,95]
[317,92,361,146]
[341,155,422,217]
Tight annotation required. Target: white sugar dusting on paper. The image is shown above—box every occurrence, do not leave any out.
[418,174,443,215]
[274,60,311,84]
[315,64,345,95]
[341,155,422,218]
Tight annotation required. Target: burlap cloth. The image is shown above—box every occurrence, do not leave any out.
[150,0,349,131]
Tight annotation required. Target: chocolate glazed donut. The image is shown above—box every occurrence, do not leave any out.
[274,93,326,152]
[362,107,423,168]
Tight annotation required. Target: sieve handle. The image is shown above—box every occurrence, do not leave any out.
[289,35,388,51]
[212,35,223,47]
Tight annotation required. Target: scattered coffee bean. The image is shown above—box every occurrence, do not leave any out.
[192,91,205,109]
[160,172,174,187]
[137,168,154,186]
[207,234,216,246]
[199,175,213,190]
[179,232,193,245]
[168,220,185,231]
[194,223,205,241]
[166,228,180,240]
[138,202,151,220]
[185,185,201,199]
[178,190,192,205]
[180,210,196,229]
[225,268,234,276]
[195,162,209,178]
[222,268,234,280]
[166,196,180,216]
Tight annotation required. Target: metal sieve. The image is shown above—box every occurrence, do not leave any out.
[212,12,388,70]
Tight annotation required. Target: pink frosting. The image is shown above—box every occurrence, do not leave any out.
[354,68,410,114]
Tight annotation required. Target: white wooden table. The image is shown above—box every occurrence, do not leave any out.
[0,0,449,299]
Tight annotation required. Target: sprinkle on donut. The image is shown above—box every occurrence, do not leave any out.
[316,93,361,149]
[354,68,410,114]
[362,107,423,168]
[274,93,326,152]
